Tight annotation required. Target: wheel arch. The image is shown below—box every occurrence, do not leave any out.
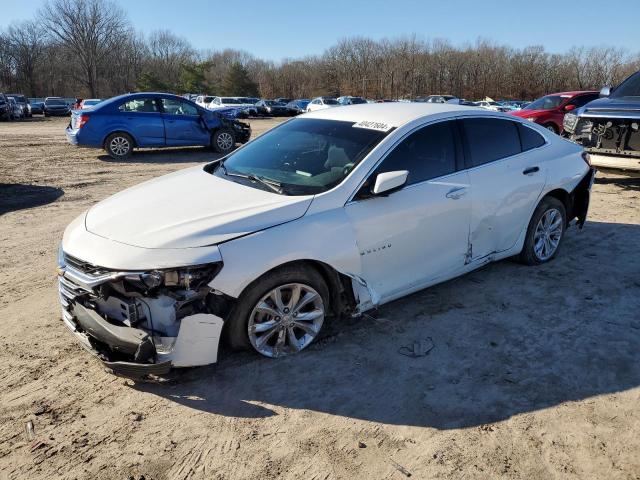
[102,129,138,149]
[543,188,572,225]
[232,259,357,320]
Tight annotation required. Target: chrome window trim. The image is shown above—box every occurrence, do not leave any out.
[345,114,551,204]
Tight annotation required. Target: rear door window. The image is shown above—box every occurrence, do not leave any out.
[119,98,159,113]
[461,118,521,167]
[376,121,458,185]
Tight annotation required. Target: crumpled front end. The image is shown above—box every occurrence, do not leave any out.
[58,248,227,377]
[565,110,640,170]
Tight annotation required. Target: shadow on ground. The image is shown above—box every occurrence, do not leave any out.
[595,171,640,192]
[0,183,64,215]
[134,220,640,429]
[98,147,223,164]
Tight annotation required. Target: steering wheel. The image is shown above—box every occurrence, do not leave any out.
[343,163,355,175]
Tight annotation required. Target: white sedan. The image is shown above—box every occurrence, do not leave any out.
[306,96,339,112]
[58,103,594,375]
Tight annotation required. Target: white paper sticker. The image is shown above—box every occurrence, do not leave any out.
[353,120,393,132]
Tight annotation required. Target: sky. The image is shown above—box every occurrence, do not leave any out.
[2,0,638,61]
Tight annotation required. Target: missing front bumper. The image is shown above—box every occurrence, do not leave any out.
[65,312,172,376]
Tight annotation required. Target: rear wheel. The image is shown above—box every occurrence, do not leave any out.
[543,123,558,134]
[225,265,330,357]
[105,132,133,160]
[518,196,566,265]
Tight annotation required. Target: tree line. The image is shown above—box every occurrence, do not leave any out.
[1,0,639,101]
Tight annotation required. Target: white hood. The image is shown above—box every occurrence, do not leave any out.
[85,165,313,249]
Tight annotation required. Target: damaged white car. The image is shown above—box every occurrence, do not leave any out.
[58,103,595,376]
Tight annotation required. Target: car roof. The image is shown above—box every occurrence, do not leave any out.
[303,102,478,127]
[544,90,599,97]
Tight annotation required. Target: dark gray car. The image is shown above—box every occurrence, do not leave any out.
[7,94,31,118]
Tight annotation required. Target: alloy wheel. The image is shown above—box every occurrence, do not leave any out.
[216,132,234,150]
[248,283,325,358]
[533,208,563,261]
[110,136,130,156]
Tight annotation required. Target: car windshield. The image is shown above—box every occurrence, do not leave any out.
[46,99,66,105]
[612,72,640,98]
[203,96,214,102]
[215,118,390,195]
[323,98,339,105]
[523,95,565,110]
[350,97,367,104]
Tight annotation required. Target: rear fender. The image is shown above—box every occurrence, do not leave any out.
[101,128,139,148]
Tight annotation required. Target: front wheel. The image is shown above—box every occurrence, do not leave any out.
[225,265,329,358]
[105,132,133,160]
[518,196,566,265]
[211,128,235,154]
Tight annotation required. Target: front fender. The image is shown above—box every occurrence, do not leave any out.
[211,209,362,299]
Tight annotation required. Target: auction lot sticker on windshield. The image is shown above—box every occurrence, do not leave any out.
[353,120,393,132]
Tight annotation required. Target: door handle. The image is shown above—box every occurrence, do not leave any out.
[523,166,540,175]
[446,187,467,200]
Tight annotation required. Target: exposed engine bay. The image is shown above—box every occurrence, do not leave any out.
[567,116,640,158]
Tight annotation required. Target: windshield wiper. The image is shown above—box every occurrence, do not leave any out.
[219,164,284,194]
[246,174,284,194]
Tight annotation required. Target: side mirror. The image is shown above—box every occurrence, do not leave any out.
[599,86,611,97]
[372,170,409,195]
[564,104,576,112]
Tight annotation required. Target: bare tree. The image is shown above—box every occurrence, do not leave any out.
[6,21,46,96]
[39,0,129,97]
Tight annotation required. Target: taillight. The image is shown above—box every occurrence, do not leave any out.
[581,151,591,166]
[77,114,90,129]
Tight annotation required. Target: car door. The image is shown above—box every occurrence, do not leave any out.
[116,97,165,147]
[460,117,547,260]
[345,120,471,301]
[160,98,210,146]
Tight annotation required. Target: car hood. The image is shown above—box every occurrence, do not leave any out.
[510,108,551,118]
[85,165,313,249]
[581,96,640,115]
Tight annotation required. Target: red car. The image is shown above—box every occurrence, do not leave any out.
[510,91,599,134]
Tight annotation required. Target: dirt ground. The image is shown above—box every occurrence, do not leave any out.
[0,116,639,480]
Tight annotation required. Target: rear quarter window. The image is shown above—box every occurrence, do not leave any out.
[517,123,546,151]
[462,118,521,167]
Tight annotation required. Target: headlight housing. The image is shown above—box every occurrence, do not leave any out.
[123,263,223,292]
[526,117,538,122]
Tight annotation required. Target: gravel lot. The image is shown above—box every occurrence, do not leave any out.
[1,116,639,480]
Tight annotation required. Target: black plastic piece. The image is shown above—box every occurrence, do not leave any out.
[72,303,154,360]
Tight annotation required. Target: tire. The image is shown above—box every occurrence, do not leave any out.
[543,123,558,134]
[518,196,566,265]
[224,265,330,358]
[105,132,133,160]
[211,128,236,154]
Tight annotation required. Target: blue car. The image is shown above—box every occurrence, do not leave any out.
[66,92,251,159]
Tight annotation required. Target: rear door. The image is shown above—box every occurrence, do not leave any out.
[461,117,547,260]
[160,98,210,146]
[116,97,165,147]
